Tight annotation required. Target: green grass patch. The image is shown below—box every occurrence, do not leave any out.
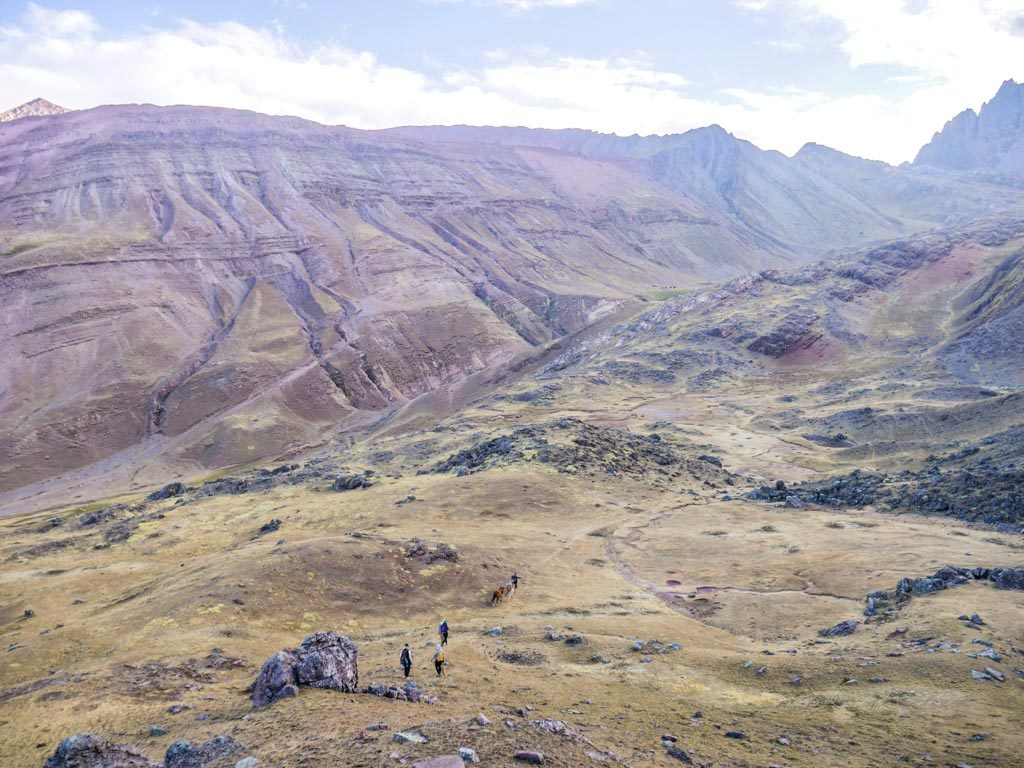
[645,288,692,301]
[2,243,39,258]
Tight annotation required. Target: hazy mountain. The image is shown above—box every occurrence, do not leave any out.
[0,97,69,122]
[3,82,1024,499]
[915,79,1024,172]
[0,103,771,494]
[395,117,1024,254]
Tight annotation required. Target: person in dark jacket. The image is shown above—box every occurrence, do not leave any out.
[400,644,413,678]
[439,618,449,646]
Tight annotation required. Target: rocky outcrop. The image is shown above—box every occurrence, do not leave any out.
[44,734,157,768]
[332,472,375,492]
[819,620,859,637]
[404,539,459,564]
[915,79,1024,172]
[164,736,242,768]
[428,417,732,486]
[749,458,1024,528]
[148,482,187,502]
[44,733,247,768]
[747,310,821,358]
[252,631,358,708]
[864,565,1024,620]
[364,681,437,704]
[991,567,1024,590]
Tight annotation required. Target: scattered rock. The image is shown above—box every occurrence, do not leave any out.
[497,650,545,666]
[44,734,157,768]
[148,727,167,737]
[724,731,746,740]
[513,751,545,764]
[819,620,859,637]
[394,731,429,745]
[473,713,491,726]
[252,631,358,708]
[364,681,436,704]
[404,539,459,563]
[532,720,568,736]
[256,519,281,537]
[164,736,242,768]
[666,744,695,763]
[412,758,464,768]
[235,759,260,768]
[458,746,479,763]
[333,472,375,492]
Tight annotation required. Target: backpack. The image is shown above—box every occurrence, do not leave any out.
[436,650,445,663]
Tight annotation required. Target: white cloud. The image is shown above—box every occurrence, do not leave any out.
[747,0,1024,160]
[424,0,596,11]
[1,2,1022,164]
[496,0,595,8]
[0,7,736,141]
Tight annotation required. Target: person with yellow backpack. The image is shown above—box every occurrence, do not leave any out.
[433,643,445,676]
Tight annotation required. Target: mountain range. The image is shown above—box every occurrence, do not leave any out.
[2,80,1024,507]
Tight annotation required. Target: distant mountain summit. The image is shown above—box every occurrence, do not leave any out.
[914,79,1024,172]
[0,97,70,122]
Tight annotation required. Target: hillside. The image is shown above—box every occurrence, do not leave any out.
[5,91,1024,502]
[4,214,1024,768]
[0,104,775,497]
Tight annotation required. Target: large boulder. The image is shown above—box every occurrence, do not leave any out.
[164,736,242,768]
[147,482,186,502]
[252,631,358,708]
[896,576,946,596]
[44,734,157,768]
[332,472,374,491]
[990,567,1024,590]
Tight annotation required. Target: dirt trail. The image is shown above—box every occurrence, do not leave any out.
[601,505,861,624]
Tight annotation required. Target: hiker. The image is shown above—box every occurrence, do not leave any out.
[511,572,520,590]
[400,643,413,678]
[439,618,449,646]
[433,643,445,676]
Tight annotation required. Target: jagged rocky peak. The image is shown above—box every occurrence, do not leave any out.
[914,79,1024,171]
[0,97,70,122]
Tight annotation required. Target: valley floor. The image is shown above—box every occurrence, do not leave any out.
[3,459,1024,767]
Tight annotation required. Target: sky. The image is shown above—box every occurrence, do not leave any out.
[1,1,1023,164]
